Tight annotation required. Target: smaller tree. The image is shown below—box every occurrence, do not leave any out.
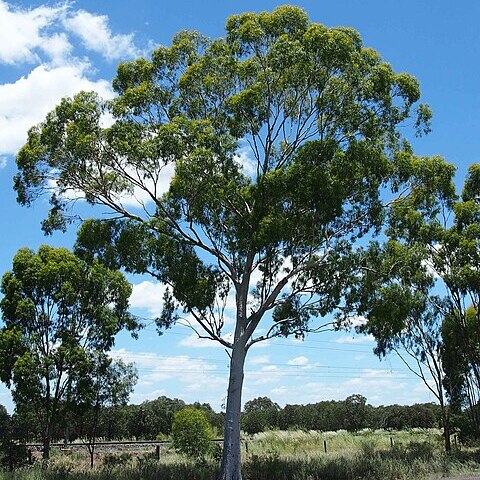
[342,394,368,432]
[0,406,26,471]
[242,397,280,434]
[442,306,480,439]
[70,353,137,468]
[0,246,137,461]
[132,396,186,439]
[348,157,458,450]
[171,408,214,460]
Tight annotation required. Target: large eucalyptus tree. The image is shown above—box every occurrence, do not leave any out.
[14,7,443,478]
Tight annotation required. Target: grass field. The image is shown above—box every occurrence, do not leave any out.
[1,429,479,480]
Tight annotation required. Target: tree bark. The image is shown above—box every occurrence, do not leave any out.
[219,342,247,480]
[443,421,451,452]
[42,427,51,466]
[440,402,451,452]
[89,446,95,469]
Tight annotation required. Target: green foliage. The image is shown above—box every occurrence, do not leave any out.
[171,408,214,459]
[124,396,187,439]
[349,155,480,444]
[73,355,138,414]
[342,395,368,432]
[240,396,440,433]
[0,407,26,471]
[242,397,280,434]
[14,5,433,345]
[0,246,137,459]
[69,352,137,465]
[6,394,439,442]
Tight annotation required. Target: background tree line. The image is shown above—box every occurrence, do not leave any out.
[241,395,442,434]
[0,394,446,445]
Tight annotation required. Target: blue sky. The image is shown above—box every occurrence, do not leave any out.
[0,0,478,413]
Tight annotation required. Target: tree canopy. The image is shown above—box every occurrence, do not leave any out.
[351,159,480,449]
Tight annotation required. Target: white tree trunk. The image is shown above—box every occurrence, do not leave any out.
[219,342,247,480]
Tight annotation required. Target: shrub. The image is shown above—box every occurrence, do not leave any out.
[0,408,27,472]
[242,412,267,435]
[103,452,132,469]
[0,440,27,471]
[171,408,214,459]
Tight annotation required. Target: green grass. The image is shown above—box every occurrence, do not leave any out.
[1,429,479,480]
[242,428,445,458]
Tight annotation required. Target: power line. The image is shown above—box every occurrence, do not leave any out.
[128,366,418,379]
[110,351,414,374]
[130,369,418,381]
[141,327,377,353]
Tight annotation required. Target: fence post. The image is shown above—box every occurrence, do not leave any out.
[390,436,394,448]
[323,440,327,453]
[155,445,160,460]
[27,449,32,465]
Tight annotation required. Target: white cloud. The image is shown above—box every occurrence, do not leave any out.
[110,348,228,406]
[0,157,6,169]
[45,144,175,209]
[421,258,441,279]
[270,386,288,396]
[41,32,72,65]
[63,10,138,61]
[265,372,424,407]
[183,377,226,392]
[249,365,283,385]
[339,315,368,329]
[335,334,375,345]
[354,354,366,361]
[179,334,222,348]
[113,162,175,209]
[261,365,280,372]
[179,332,234,348]
[249,355,270,365]
[0,0,144,162]
[130,281,167,318]
[111,349,220,383]
[0,62,113,156]
[234,144,256,178]
[130,280,235,340]
[130,389,167,404]
[352,368,406,379]
[0,1,139,65]
[287,356,309,366]
[0,0,68,64]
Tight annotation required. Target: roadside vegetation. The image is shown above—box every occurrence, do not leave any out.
[0,429,479,480]
[2,395,479,477]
